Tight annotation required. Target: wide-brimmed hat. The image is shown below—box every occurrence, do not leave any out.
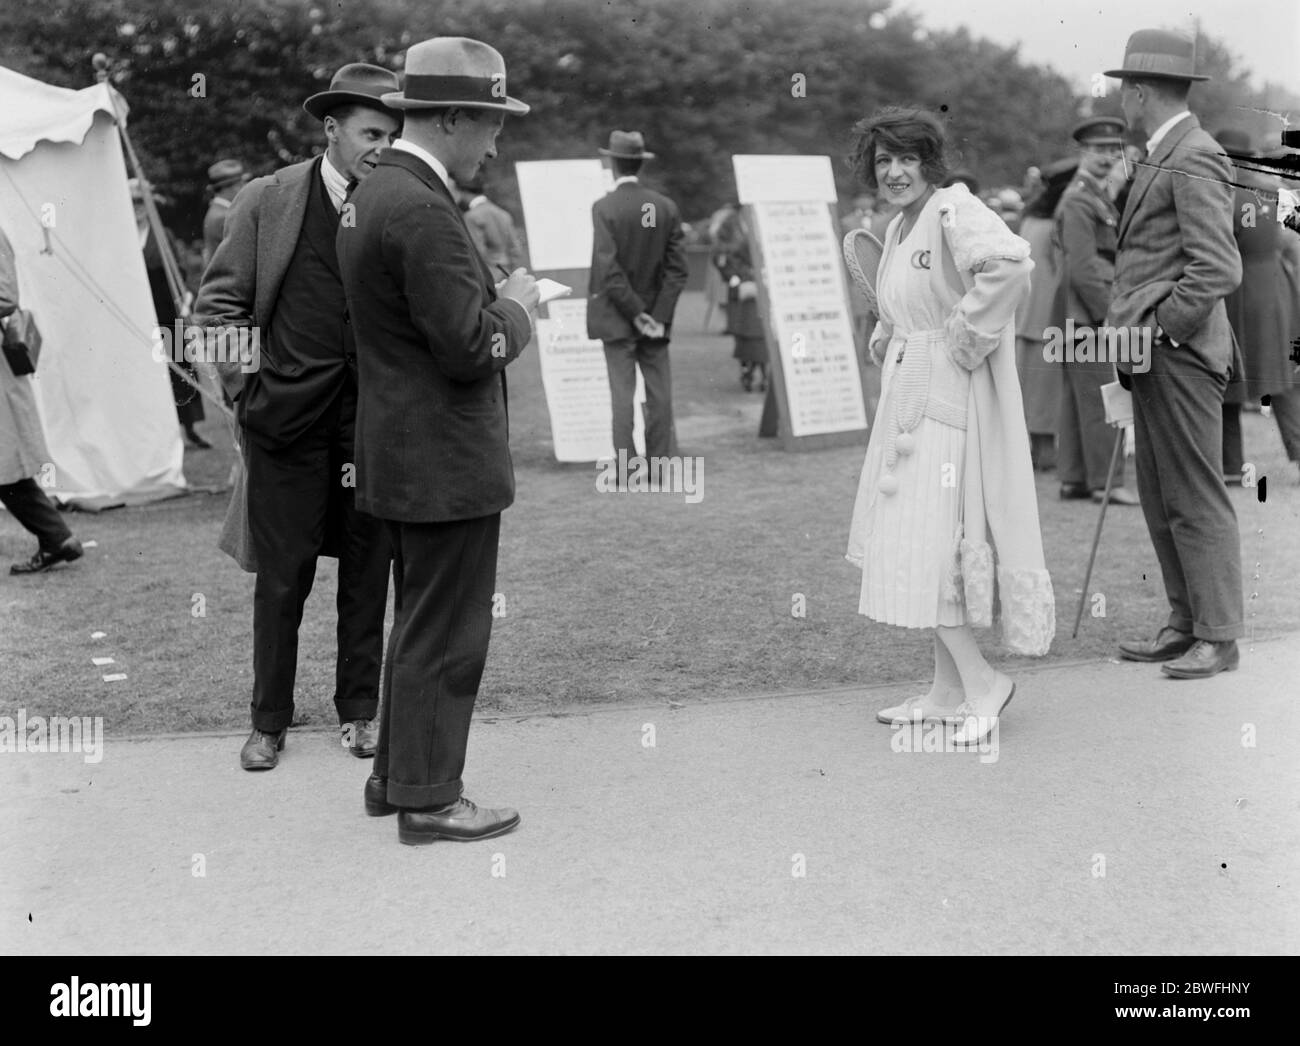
[1105,29,1209,82]
[381,37,529,114]
[207,158,249,189]
[1072,116,1127,146]
[303,63,403,121]
[599,130,655,160]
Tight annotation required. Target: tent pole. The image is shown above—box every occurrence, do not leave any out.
[92,54,233,430]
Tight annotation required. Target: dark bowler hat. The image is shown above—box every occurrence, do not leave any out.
[207,158,248,189]
[303,63,402,121]
[381,37,529,114]
[1072,116,1126,145]
[599,130,656,160]
[1105,28,1209,82]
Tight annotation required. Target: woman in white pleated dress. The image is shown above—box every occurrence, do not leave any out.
[844,108,1055,744]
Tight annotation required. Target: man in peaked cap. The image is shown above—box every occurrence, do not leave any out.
[202,158,249,268]
[337,37,538,844]
[587,130,689,465]
[193,64,401,771]
[1053,116,1139,506]
[1104,29,1245,679]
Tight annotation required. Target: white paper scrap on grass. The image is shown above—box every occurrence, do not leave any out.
[91,631,106,639]
[102,673,127,682]
[536,298,644,462]
[733,154,838,204]
[516,159,613,271]
[82,541,98,548]
[91,657,114,666]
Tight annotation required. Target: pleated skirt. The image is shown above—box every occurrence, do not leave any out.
[847,411,967,629]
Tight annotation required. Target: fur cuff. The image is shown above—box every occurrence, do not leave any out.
[960,537,994,628]
[997,566,1055,656]
[945,308,1002,370]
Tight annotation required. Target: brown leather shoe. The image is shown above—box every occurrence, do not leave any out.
[398,797,520,845]
[364,774,396,816]
[1162,640,1239,679]
[10,537,83,575]
[1118,627,1196,663]
[341,718,378,758]
[239,728,285,771]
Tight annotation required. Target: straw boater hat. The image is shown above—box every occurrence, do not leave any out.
[1104,28,1210,82]
[302,63,402,121]
[380,37,529,114]
[599,130,655,159]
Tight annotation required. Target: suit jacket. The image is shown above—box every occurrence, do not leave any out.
[1054,169,1119,326]
[193,158,319,402]
[587,180,689,342]
[1107,114,1242,376]
[464,197,524,270]
[336,148,532,523]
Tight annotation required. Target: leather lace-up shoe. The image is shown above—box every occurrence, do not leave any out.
[1161,639,1239,679]
[1059,483,1091,500]
[398,797,520,845]
[364,774,396,816]
[239,728,285,770]
[1118,627,1195,663]
[341,718,378,758]
[10,538,84,575]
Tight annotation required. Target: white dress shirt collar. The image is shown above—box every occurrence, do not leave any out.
[391,138,451,192]
[1145,110,1191,157]
[320,152,349,212]
[467,194,488,210]
[613,175,639,188]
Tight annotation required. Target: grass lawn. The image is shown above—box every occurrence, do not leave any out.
[4,292,1298,734]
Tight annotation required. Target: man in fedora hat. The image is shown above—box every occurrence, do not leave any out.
[337,37,538,844]
[193,63,401,770]
[1053,116,1138,506]
[1104,29,1245,679]
[202,158,249,268]
[588,130,689,463]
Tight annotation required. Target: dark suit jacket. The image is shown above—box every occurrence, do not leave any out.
[193,158,319,402]
[337,148,532,523]
[1107,114,1242,376]
[586,180,689,342]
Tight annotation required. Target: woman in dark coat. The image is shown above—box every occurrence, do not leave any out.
[712,210,768,391]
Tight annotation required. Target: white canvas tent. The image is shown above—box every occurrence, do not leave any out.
[0,65,186,507]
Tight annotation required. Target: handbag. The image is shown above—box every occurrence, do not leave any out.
[2,308,42,376]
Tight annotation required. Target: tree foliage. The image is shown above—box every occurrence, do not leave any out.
[1,0,1292,240]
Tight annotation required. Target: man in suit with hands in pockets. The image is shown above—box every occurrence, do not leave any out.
[337,37,539,844]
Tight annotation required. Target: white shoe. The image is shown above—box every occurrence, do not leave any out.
[876,692,964,725]
[951,678,1016,745]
